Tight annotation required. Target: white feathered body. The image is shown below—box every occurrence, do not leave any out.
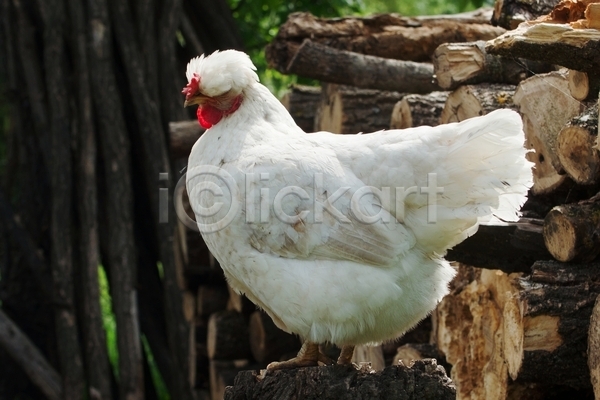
[187,81,532,346]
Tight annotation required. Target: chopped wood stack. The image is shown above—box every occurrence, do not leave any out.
[170,3,600,399]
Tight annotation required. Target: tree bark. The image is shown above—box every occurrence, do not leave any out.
[557,102,600,185]
[513,71,584,194]
[270,40,440,93]
[433,41,552,90]
[390,92,448,129]
[315,83,405,134]
[486,21,600,75]
[224,360,455,400]
[280,85,322,132]
[589,295,600,400]
[491,0,561,29]
[543,193,600,262]
[440,83,517,124]
[269,9,504,62]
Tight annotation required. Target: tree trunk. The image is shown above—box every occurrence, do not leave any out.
[315,83,405,134]
[440,83,517,124]
[224,360,455,400]
[390,92,449,129]
[269,40,440,93]
[557,103,600,185]
[432,41,552,90]
[280,85,322,132]
[491,0,561,29]
[269,9,504,62]
[513,71,584,194]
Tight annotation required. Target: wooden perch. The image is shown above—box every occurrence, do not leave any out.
[390,92,449,129]
[485,22,600,75]
[557,102,600,185]
[280,85,321,132]
[315,83,405,134]
[434,261,600,399]
[0,309,62,400]
[224,360,455,400]
[513,70,584,194]
[433,41,552,90]
[543,193,600,262]
[491,0,561,29]
[270,40,440,93]
[169,120,204,158]
[268,9,504,63]
[249,311,300,364]
[440,83,517,124]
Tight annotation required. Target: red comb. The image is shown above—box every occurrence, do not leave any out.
[182,73,200,100]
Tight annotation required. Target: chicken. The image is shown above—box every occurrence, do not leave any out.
[183,50,533,369]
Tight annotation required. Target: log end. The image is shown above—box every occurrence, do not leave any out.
[543,207,578,262]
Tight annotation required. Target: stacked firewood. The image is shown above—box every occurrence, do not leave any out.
[170,2,600,399]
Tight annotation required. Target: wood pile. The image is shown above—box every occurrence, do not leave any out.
[169,2,600,399]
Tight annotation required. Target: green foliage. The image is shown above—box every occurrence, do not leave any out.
[99,266,119,378]
[228,0,493,96]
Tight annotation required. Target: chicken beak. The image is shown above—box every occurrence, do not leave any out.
[184,94,208,108]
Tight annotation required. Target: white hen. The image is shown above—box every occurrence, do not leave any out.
[183,50,533,368]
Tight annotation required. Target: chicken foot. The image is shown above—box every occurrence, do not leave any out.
[267,341,334,370]
[337,345,355,365]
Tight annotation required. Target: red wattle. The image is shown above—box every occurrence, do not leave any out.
[197,105,223,129]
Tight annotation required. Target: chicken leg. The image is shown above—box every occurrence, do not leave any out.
[337,345,355,365]
[267,341,334,370]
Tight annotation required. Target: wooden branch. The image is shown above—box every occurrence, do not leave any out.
[485,22,600,74]
[272,40,440,93]
[557,102,600,185]
[434,261,600,398]
[86,0,143,397]
[433,41,552,90]
[224,360,455,400]
[170,120,204,158]
[67,0,113,395]
[280,85,321,132]
[38,0,86,396]
[543,193,600,262]
[0,309,62,400]
[249,311,300,364]
[315,83,405,134]
[514,70,584,194]
[390,92,449,129]
[491,0,561,29]
[440,83,517,124]
[207,311,251,360]
[268,9,504,62]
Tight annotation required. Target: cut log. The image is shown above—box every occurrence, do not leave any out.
[513,71,584,194]
[223,360,455,400]
[280,85,321,132]
[268,9,504,63]
[206,311,251,360]
[226,285,256,315]
[248,311,300,364]
[485,22,600,75]
[273,40,439,93]
[440,83,517,124]
[433,41,552,90]
[557,102,600,185]
[447,218,552,274]
[390,92,449,129]
[434,261,600,399]
[589,295,600,400]
[588,2,600,28]
[567,69,600,102]
[315,83,405,134]
[169,120,204,158]
[543,193,600,262]
[491,0,561,29]
[197,285,229,317]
